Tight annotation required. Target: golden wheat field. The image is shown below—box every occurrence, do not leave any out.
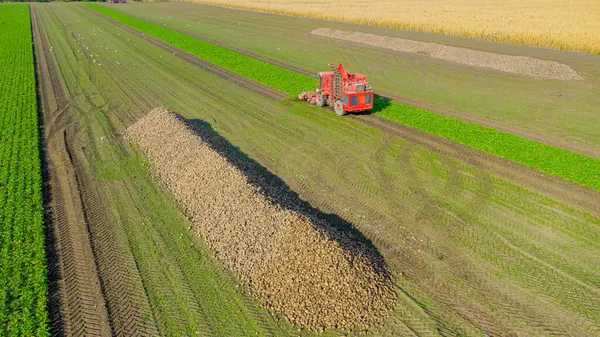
[183,0,600,54]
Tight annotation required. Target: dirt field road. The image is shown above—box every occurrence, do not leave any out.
[33,5,164,336]
[33,6,113,335]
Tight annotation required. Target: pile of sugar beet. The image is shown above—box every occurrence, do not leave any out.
[125,108,396,331]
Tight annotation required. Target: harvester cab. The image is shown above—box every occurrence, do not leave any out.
[298,63,374,116]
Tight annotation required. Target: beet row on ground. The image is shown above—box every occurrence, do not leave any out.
[125,107,397,331]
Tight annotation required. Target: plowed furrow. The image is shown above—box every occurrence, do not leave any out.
[73,160,160,337]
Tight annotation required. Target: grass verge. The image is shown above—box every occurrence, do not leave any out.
[86,3,600,191]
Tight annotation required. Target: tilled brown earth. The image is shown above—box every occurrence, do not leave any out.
[32,6,112,336]
[125,107,397,331]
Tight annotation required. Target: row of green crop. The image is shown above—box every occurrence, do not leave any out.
[0,4,48,336]
[86,3,600,191]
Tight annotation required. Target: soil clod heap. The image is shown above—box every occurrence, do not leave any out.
[125,108,396,331]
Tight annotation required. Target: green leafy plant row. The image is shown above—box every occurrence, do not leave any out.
[0,4,48,336]
[87,4,600,190]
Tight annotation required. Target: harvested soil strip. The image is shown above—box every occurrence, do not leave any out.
[126,107,397,331]
[352,114,600,217]
[31,5,112,336]
[92,9,598,157]
[83,6,285,100]
[119,11,600,157]
[312,28,583,81]
[88,6,600,214]
[32,5,160,336]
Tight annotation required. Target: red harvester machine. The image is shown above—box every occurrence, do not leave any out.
[298,63,374,116]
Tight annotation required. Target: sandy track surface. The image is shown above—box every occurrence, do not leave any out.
[32,5,160,336]
[312,28,583,81]
[126,108,397,330]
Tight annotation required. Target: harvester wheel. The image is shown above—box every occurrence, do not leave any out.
[316,93,326,107]
[334,100,346,116]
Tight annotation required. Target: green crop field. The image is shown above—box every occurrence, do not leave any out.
[3,1,595,335]
[86,4,600,191]
[29,4,600,336]
[0,4,48,336]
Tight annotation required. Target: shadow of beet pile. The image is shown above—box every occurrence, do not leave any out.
[125,108,396,331]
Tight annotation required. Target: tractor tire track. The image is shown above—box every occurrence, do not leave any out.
[67,133,161,337]
[33,5,160,336]
[116,15,600,334]
[32,5,113,336]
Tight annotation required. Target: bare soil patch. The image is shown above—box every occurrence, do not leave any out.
[312,28,583,81]
[125,107,397,331]
[32,6,112,336]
